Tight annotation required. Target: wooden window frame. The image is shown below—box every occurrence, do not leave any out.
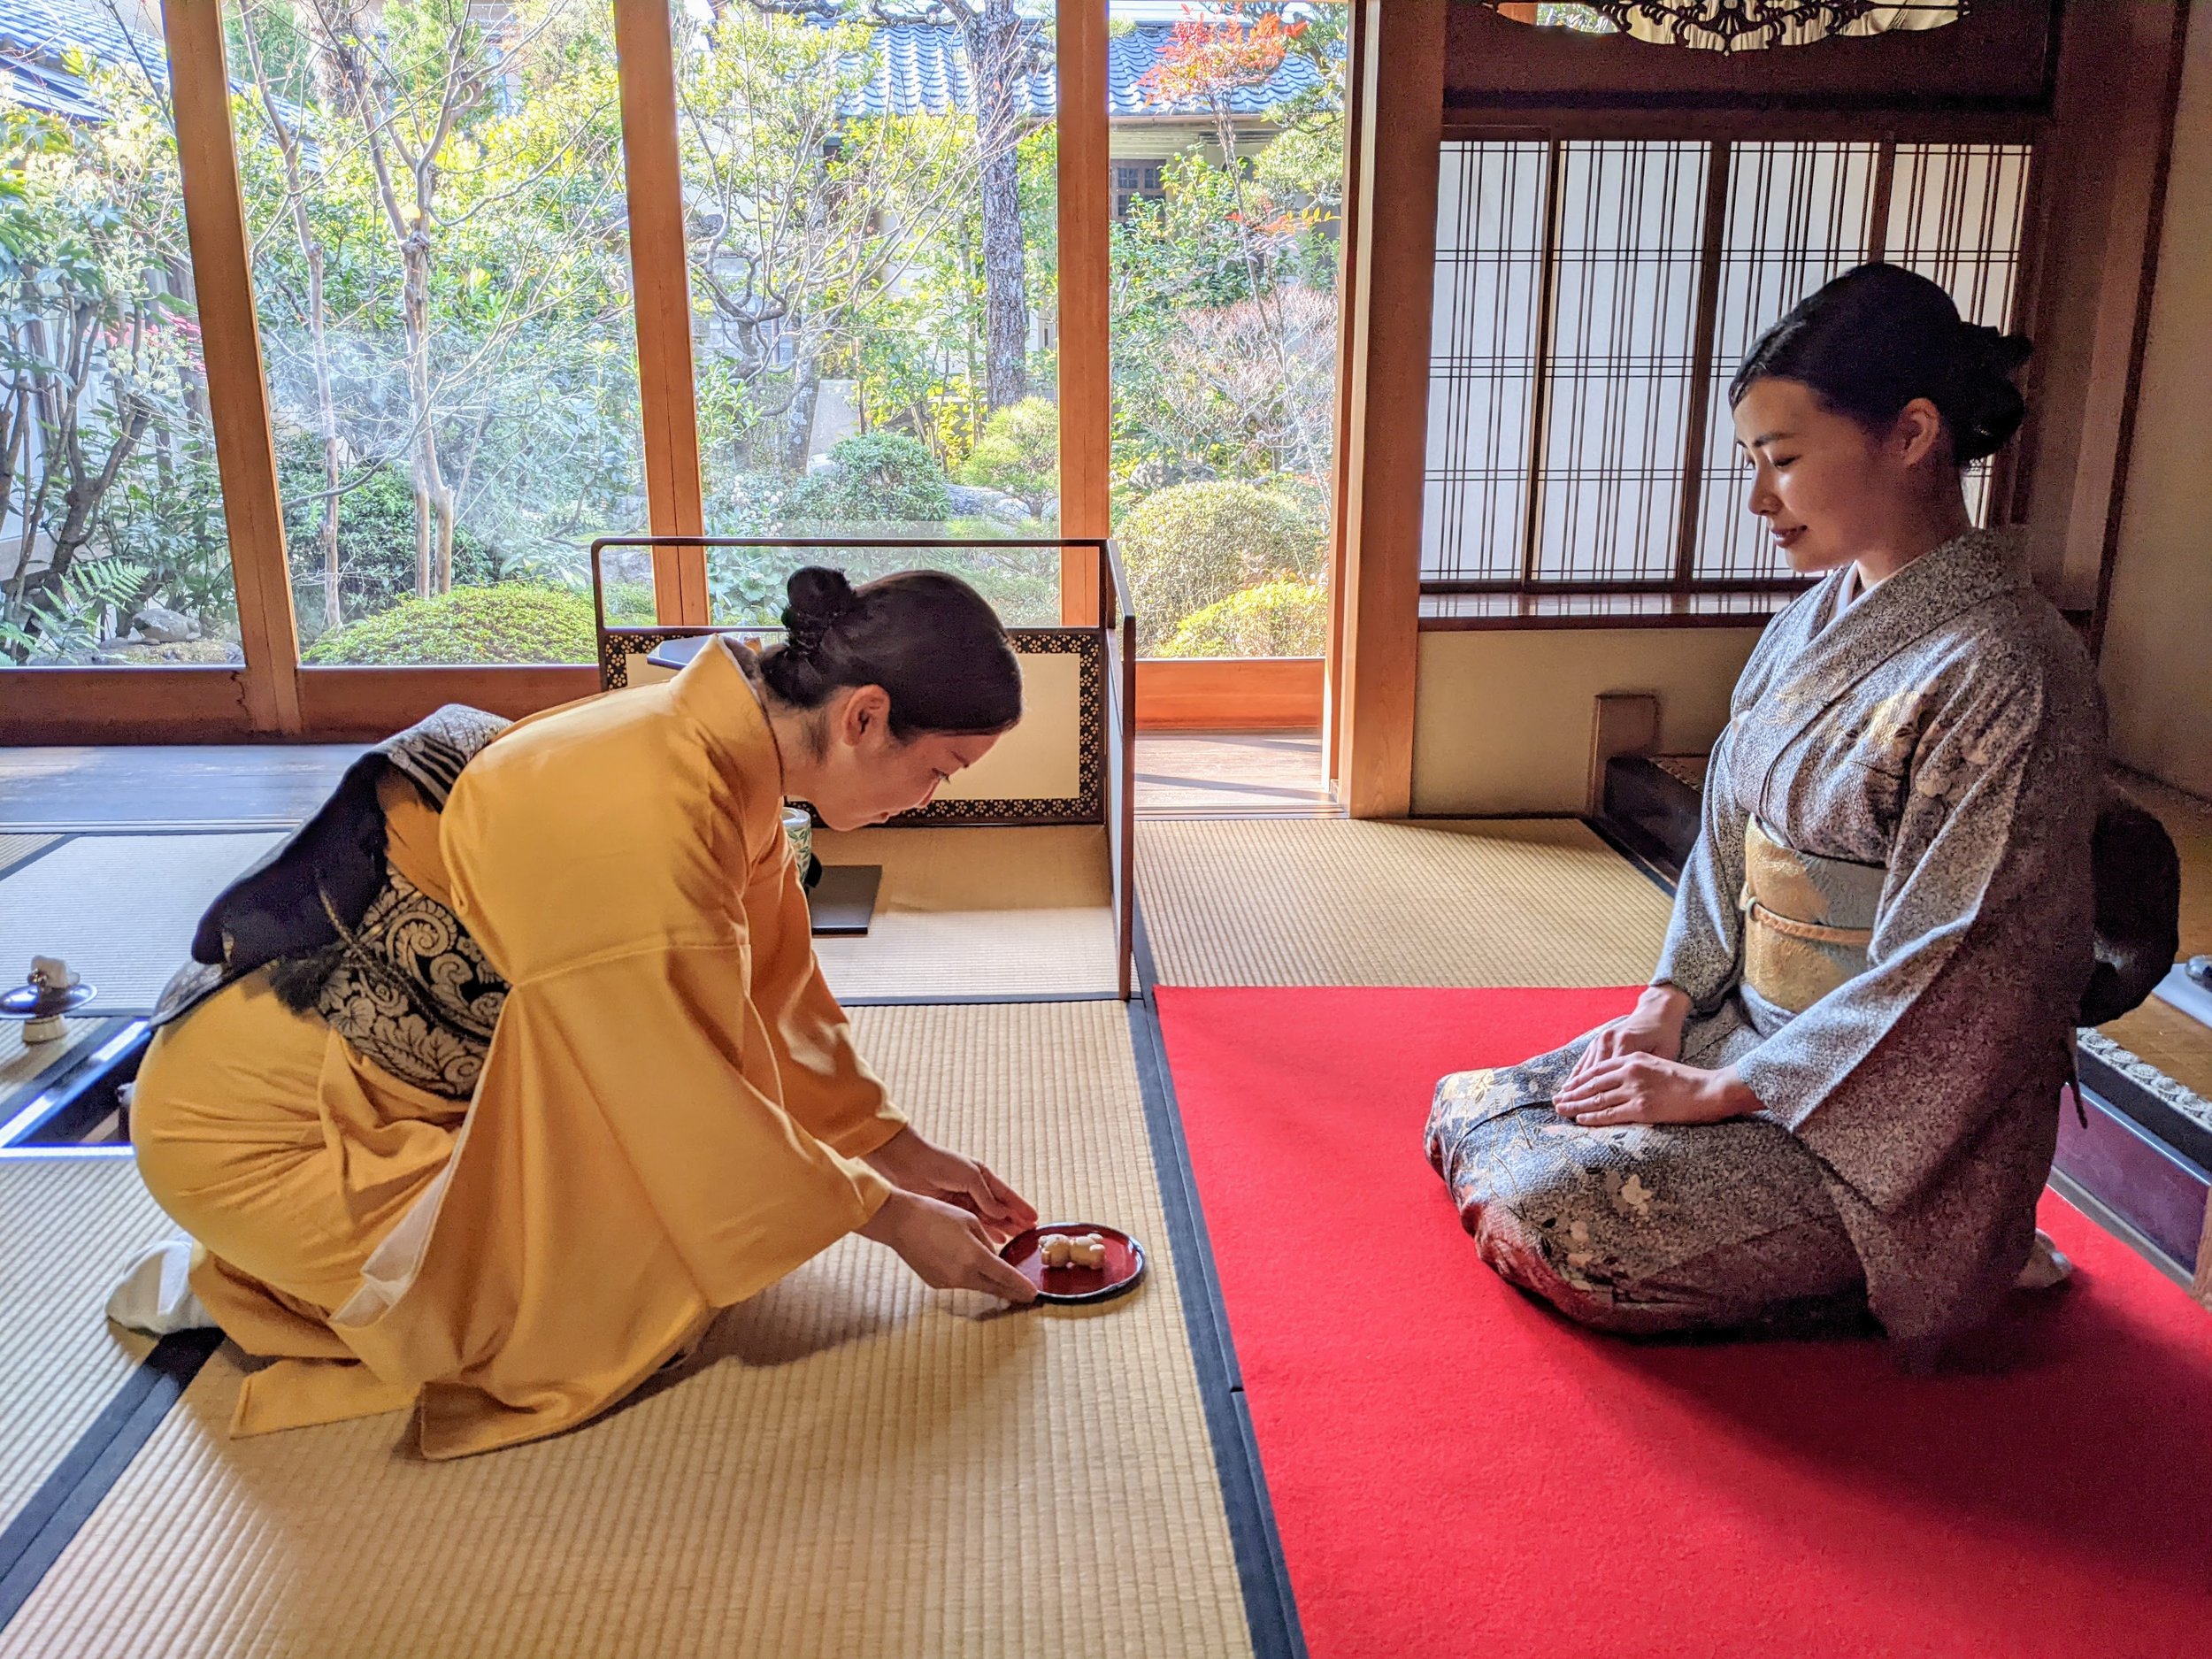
[1,0,1125,741]
[1419,121,2044,612]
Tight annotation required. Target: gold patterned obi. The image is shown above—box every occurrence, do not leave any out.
[1740,819,1886,1016]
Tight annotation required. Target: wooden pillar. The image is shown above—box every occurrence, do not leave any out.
[2013,0,2192,634]
[613,0,709,624]
[162,0,301,733]
[1322,0,1369,784]
[1056,0,1110,626]
[1335,0,1445,818]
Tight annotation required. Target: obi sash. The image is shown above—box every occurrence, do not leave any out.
[1740,819,1885,1016]
[150,703,512,1099]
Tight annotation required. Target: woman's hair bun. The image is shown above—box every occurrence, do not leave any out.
[1943,322,2033,464]
[780,565,856,659]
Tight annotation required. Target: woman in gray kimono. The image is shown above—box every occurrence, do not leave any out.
[1425,265,2105,1363]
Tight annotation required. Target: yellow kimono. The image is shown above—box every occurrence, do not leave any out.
[132,640,903,1458]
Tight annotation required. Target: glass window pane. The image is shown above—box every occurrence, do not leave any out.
[228,0,647,666]
[1109,2,1345,658]
[1,10,244,666]
[675,2,1061,628]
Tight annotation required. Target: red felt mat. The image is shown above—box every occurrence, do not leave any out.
[1158,986,2212,1659]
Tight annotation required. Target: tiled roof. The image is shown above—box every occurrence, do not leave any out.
[0,0,165,119]
[844,23,1060,121]
[1105,20,1326,119]
[842,20,1325,122]
[0,4,1326,130]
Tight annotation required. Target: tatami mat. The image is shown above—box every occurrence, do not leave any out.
[0,833,282,1015]
[811,826,1118,1001]
[0,1157,169,1532]
[1136,817,1671,988]
[0,1003,1251,1659]
[0,837,58,879]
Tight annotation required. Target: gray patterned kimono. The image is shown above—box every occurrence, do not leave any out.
[1426,529,2106,1352]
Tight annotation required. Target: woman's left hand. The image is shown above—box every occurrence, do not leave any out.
[1552,1056,1758,1127]
[865,1128,1038,1240]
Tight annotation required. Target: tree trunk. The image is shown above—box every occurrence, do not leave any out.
[400,230,455,595]
[784,364,820,475]
[964,0,1029,412]
[309,246,342,629]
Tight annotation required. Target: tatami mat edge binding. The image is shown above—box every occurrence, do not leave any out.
[0,1003,1255,1659]
[1135,817,1673,989]
[0,838,60,880]
[1126,904,1308,1659]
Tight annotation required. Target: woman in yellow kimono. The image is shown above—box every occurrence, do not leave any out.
[127,567,1041,1457]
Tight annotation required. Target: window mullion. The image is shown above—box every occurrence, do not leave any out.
[1671,139,1731,588]
[612,0,709,625]
[160,0,302,732]
[1519,137,1565,587]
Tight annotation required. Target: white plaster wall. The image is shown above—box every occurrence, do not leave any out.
[2101,2,2212,800]
[1410,626,1760,817]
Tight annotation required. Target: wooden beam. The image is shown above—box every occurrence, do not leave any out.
[1336,0,1446,818]
[0,668,257,743]
[296,665,599,740]
[1323,0,1368,785]
[2015,0,2191,621]
[1136,658,1323,732]
[161,0,301,734]
[613,0,709,625]
[1056,0,1110,626]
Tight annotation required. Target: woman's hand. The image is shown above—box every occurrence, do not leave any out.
[1569,985,1693,1083]
[864,1127,1037,1240]
[1553,1056,1757,1128]
[859,1189,1039,1303]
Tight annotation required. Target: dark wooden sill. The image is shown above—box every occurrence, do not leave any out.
[1418,589,1800,631]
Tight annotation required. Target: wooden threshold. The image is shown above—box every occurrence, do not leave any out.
[0,668,257,743]
[293,665,599,739]
[1136,658,1323,732]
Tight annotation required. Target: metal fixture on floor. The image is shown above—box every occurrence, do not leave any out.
[1,956,96,1043]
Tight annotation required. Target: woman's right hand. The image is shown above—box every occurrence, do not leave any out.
[859,1189,1039,1303]
[1569,984,1692,1081]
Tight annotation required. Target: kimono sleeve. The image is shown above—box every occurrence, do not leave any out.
[1732,660,2098,1212]
[484,941,895,1308]
[749,854,908,1160]
[1653,720,1752,1014]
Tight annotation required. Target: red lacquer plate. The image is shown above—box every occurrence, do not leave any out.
[1001,1223,1148,1306]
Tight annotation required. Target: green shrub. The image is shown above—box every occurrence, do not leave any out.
[956,396,1059,516]
[780,431,951,526]
[1153,578,1327,659]
[302,584,596,666]
[278,442,502,644]
[1116,480,1323,652]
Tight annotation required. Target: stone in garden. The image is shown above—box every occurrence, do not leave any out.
[133,603,201,643]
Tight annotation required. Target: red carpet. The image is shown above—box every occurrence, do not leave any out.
[1158,986,2212,1659]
